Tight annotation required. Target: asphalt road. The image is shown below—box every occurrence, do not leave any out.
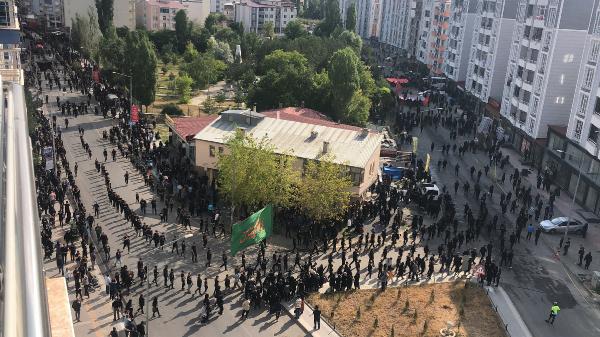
[39,84,309,337]
[406,105,600,337]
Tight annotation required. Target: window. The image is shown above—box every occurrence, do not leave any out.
[218,147,224,155]
[563,54,574,63]
[594,98,600,115]
[589,125,600,143]
[209,145,216,157]
[590,40,600,63]
[582,66,595,90]
[578,94,589,116]
[0,1,10,26]
[574,119,584,140]
[160,7,170,13]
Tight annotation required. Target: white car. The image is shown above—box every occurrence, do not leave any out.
[420,183,440,201]
[539,217,584,234]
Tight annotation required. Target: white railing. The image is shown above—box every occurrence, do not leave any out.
[0,79,52,337]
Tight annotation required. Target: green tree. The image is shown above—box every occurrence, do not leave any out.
[175,10,191,53]
[95,0,114,35]
[328,47,360,120]
[346,3,356,31]
[71,8,102,61]
[339,30,362,55]
[205,13,226,34]
[191,26,211,52]
[98,26,125,71]
[175,74,193,103]
[248,50,314,110]
[202,96,219,114]
[215,91,227,103]
[316,0,341,36]
[182,53,227,89]
[296,156,351,222]
[208,37,234,63]
[263,21,275,39]
[284,20,307,39]
[217,130,298,214]
[345,91,371,126]
[124,30,158,108]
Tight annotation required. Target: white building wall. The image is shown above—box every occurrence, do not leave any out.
[489,18,515,101]
[63,0,94,28]
[113,0,136,29]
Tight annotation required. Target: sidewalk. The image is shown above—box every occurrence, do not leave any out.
[484,286,533,337]
[283,300,342,337]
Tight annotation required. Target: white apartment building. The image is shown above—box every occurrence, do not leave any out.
[356,0,382,38]
[465,0,517,103]
[379,0,419,51]
[566,6,600,157]
[234,0,296,35]
[0,0,23,84]
[211,0,226,12]
[136,0,210,31]
[417,0,451,75]
[443,0,477,82]
[500,0,597,147]
[32,0,63,28]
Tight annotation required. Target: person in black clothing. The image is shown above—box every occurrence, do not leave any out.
[313,305,321,330]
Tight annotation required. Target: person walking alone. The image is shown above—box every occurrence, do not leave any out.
[545,302,560,325]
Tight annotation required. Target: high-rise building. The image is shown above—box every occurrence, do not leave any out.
[465,0,517,103]
[356,0,382,38]
[136,0,210,31]
[233,0,296,35]
[417,0,451,75]
[443,0,477,81]
[32,0,64,28]
[379,0,420,53]
[0,0,23,84]
[500,0,598,153]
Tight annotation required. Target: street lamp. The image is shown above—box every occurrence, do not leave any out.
[140,232,193,337]
[112,71,133,114]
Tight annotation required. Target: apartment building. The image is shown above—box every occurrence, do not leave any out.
[113,0,136,29]
[0,0,22,84]
[443,0,477,82]
[417,0,451,75]
[500,0,597,163]
[356,0,382,38]
[233,0,296,35]
[465,0,517,103]
[211,0,226,13]
[379,0,419,52]
[136,0,210,30]
[31,0,63,28]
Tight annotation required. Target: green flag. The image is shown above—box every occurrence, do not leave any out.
[230,205,273,256]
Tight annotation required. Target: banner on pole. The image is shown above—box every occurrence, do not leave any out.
[131,104,139,123]
[43,146,54,171]
[230,205,273,256]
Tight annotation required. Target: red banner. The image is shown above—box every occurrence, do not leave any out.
[131,104,139,123]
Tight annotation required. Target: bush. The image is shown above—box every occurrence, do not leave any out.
[161,104,183,116]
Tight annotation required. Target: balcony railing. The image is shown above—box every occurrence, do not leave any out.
[0,80,52,337]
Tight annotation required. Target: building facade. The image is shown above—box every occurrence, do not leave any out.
[233,0,296,35]
[113,0,136,29]
[0,0,22,84]
[500,0,598,159]
[465,0,517,103]
[443,0,477,82]
[379,0,417,51]
[356,0,383,38]
[32,0,63,28]
[193,108,383,196]
[136,0,210,31]
[417,0,452,76]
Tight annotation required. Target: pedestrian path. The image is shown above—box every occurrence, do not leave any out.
[484,286,533,337]
[283,300,342,337]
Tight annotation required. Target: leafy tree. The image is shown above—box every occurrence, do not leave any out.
[175,74,194,103]
[182,42,199,63]
[115,26,129,38]
[227,62,256,89]
[98,26,125,71]
[296,156,351,222]
[215,91,227,103]
[328,47,360,120]
[161,103,184,116]
[248,50,314,110]
[182,53,227,89]
[284,20,307,40]
[208,37,234,63]
[217,130,298,214]
[345,91,371,126]
[149,29,177,54]
[71,8,102,61]
[202,96,219,114]
[214,27,241,49]
[205,13,226,34]
[95,0,114,36]
[304,0,323,19]
[124,30,158,108]
[346,3,356,31]
[339,30,362,55]
[229,21,244,37]
[190,26,211,52]
[263,21,275,39]
[175,10,191,53]
[316,0,341,36]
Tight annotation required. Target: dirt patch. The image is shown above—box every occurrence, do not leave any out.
[307,282,505,337]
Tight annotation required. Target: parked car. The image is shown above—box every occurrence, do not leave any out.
[539,217,584,234]
[419,182,440,201]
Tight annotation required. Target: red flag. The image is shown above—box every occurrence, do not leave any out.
[131,104,139,123]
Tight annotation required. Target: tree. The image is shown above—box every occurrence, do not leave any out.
[328,47,360,120]
[248,50,315,110]
[205,13,226,34]
[202,96,219,114]
[284,20,307,40]
[124,30,158,108]
[208,37,234,63]
[98,26,125,71]
[182,53,227,89]
[95,0,114,36]
[71,8,102,61]
[339,30,362,55]
[175,74,193,103]
[263,21,275,39]
[296,156,351,222]
[175,10,191,53]
[345,91,371,126]
[218,130,298,214]
[316,0,341,36]
[345,3,356,31]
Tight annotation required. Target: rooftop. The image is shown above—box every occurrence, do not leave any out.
[194,109,382,168]
[168,115,219,142]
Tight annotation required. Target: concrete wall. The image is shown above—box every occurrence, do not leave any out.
[489,18,515,102]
